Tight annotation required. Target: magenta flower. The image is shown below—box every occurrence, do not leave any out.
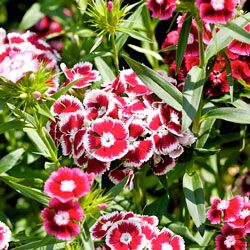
[152,154,175,175]
[196,0,237,24]
[0,51,38,83]
[44,167,94,202]
[84,117,129,162]
[207,196,244,224]
[0,221,11,250]
[106,220,146,250]
[215,224,247,250]
[41,198,83,240]
[146,0,176,20]
[149,227,185,250]
[61,62,100,89]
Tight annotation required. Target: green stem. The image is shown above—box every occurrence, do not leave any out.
[111,32,119,73]
[197,20,205,67]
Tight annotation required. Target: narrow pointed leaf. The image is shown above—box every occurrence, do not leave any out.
[223,52,234,102]
[0,148,25,174]
[182,66,205,131]
[118,27,151,43]
[94,57,115,82]
[176,13,192,73]
[183,172,206,236]
[124,56,182,111]
[107,176,129,198]
[202,107,250,124]
[0,120,24,135]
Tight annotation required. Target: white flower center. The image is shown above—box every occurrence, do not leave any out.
[224,235,236,249]
[211,0,225,10]
[101,132,115,147]
[120,232,132,244]
[60,180,76,192]
[240,208,250,219]
[156,0,164,4]
[98,106,107,116]
[187,33,194,44]
[162,243,173,250]
[54,211,70,226]
[217,200,229,210]
[245,176,250,185]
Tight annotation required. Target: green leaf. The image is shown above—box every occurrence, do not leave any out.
[0,120,24,135]
[182,66,206,131]
[223,51,234,102]
[0,148,25,174]
[94,57,115,82]
[19,3,44,30]
[183,172,206,236]
[124,56,182,111]
[76,29,96,37]
[35,102,55,122]
[128,44,163,61]
[194,148,220,156]
[118,27,151,43]
[205,13,250,62]
[176,13,192,73]
[221,21,250,44]
[202,107,250,124]
[107,176,129,198]
[0,176,49,205]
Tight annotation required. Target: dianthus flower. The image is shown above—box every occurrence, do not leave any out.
[44,167,94,202]
[41,198,83,240]
[0,221,11,250]
[196,0,237,24]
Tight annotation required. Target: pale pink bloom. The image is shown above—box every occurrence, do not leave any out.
[0,221,11,250]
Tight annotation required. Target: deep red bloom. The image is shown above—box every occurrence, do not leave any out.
[146,0,176,20]
[44,167,94,202]
[196,0,237,24]
[41,198,83,240]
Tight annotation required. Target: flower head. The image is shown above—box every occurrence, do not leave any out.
[0,221,11,250]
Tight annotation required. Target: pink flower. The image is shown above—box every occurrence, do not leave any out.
[146,0,176,20]
[0,221,11,250]
[207,196,244,224]
[215,224,247,250]
[196,0,237,24]
[0,51,38,83]
[60,62,100,89]
[84,117,129,162]
[106,220,146,250]
[41,198,83,240]
[44,167,94,202]
[149,227,185,250]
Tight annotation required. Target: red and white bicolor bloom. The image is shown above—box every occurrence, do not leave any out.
[83,89,119,120]
[51,95,84,116]
[41,198,83,241]
[0,50,38,83]
[149,227,185,250]
[230,60,250,85]
[44,167,94,202]
[146,0,177,20]
[84,117,129,162]
[109,168,135,190]
[60,62,100,89]
[215,224,247,250]
[152,154,175,175]
[207,196,244,224]
[106,220,146,250]
[0,221,11,250]
[228,24,250,56]
[90,211,125,240]
[196,0,237,24]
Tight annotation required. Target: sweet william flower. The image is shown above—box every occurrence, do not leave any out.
[44,167,94,202]
[0,221,11,250]
[41,198,83,241]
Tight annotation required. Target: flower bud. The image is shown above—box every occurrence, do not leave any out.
[107,1,113,12]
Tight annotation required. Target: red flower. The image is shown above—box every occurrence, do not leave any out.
[146,0,176,20]
[84,118,129,162]
[61,62,100,89]
[106,220,146,250]
[149,227,185,250]
[207,196,244,224]
[152,154,175,175]
[44,167,93,202]
[215,224,247,250]
[41,198,83,240]
[196,0,237,24]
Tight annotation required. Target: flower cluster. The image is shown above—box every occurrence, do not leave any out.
[0,28,60,95]
[207,196,250,249]
[47,68,195,188]
[0,221,11,250]
[161,17,250,97]
[91,211,185,250]
[41,167,94,240]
